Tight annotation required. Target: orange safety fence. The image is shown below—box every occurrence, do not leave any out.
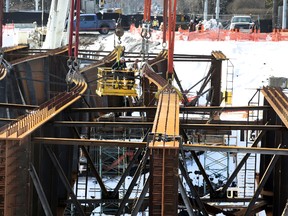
[129,24,288,42]
[2,23,15,31]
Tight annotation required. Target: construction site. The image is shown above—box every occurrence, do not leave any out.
[1,0,288,216]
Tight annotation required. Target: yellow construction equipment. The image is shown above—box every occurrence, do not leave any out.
[96,67,138,96]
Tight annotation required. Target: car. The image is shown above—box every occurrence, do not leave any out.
[229,15,255,33]
[79,156,87,174]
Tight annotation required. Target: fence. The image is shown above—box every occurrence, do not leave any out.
[130,24,288,42]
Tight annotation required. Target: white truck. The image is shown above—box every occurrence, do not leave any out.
[229,15,255,33]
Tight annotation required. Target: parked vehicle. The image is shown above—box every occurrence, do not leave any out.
[229,15,255,33]
[74,13,116,34]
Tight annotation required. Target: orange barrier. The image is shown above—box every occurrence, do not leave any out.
[2,23,15,30]
[130,27,288,42]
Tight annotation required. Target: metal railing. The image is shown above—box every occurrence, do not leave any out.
[0,73,87,140]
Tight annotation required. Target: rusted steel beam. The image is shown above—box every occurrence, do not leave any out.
[261,87,288,128]
[71,106,157,112]
[183,144,288,155]
[33,137,147,147]
[181,105,270,112]
[133,52,212,62]
[0,103,38,109]
[115,150,149,216]
[131,175,150,216]
[65,197,257,204]
[221,129,266,192]
[235,201,268,216]
[112,148,144,197]
[45,145,85,216]
[244,152,280,216]
[9,47,68,65]
[179,161,209,215]
[0,118,17,122]
[181,123,285,130]
[150,149,179,216]
[52,121,285,130]
[211,50,227,60]
[28,163,53,216]
[211,52,224,106]
[142,63,167,88]
[34,137,288,155]
[52,121,153,128]
[71,105,270,112]
[0,75,87,140]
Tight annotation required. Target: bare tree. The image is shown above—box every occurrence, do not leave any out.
[226,0,266,14]
[177,0,203,15]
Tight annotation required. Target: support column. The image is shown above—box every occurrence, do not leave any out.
[149,148,179,216]
[0,0,3,47]
[210,58,222,106]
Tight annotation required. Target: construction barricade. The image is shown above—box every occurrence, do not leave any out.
[130,25,288,42]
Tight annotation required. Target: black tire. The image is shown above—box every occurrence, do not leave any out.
[99,26,109,35]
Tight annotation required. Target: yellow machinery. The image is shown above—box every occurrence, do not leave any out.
[96,67,138,96]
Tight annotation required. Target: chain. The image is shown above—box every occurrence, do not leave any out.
[0,49,12,70]
[140,21,152,63]
[0,49,4,64]
[140,21,152,39]
[0,49,13,80]
[65,58,74,85]
[65,58,83,87]
[115,18,124,44]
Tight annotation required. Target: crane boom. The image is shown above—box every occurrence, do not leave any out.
[42,0,70,49]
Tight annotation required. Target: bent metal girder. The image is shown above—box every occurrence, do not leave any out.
[0,47,88,215]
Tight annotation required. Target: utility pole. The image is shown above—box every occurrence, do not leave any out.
[35,0,39,11]
[215,0,220,20]
[273,0,279,29]
[5,0,9,12]
[283,0,287,29]
[203,0,208,20]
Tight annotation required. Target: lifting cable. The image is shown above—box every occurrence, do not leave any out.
[140,21,151,62]
[66,0,81,86]
[115,18,124,46]
[140,0,152,65]
[114,18,126,63]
